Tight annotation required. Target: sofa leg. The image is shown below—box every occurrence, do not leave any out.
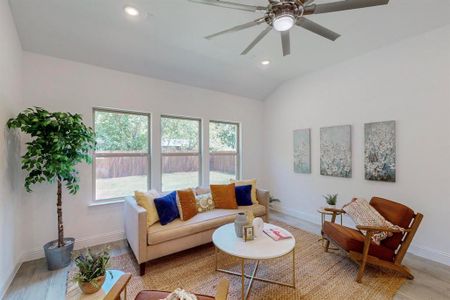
[140,263,146,276]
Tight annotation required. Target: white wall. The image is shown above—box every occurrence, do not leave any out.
[0,0,24,297]
[263,25,450,265]
[20,52,264,260]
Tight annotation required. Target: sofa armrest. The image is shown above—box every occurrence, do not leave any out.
[256,189,270,222]
[124,197,147,264]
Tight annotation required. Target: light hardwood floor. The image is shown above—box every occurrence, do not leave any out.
[4,211,450,300]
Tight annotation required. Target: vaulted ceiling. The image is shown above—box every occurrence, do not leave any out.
[9,0,450,100]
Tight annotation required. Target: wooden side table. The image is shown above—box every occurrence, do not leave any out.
[66,270,130,300]
[317,208,343,250]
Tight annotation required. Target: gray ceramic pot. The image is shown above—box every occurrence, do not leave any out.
[234,212,248,238]
[43,237,75,270]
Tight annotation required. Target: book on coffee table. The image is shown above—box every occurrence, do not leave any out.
[263,228,292,241]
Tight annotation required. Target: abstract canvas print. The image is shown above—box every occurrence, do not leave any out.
[293,128,311,173]
[320,125,352,178]
[365,121,396,182]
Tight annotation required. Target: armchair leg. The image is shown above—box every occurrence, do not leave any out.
[356,260,367,283]
[324,239,330,252]
[356,233,373,283]
[139,263,146,276]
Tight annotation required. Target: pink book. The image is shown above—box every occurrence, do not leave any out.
[263,228,292,241]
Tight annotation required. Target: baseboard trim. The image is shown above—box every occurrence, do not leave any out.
[409,244,450,266]
[0,252,27,299]
[270,205,450,267]
[22,230,125,262]
[270,204,321,225]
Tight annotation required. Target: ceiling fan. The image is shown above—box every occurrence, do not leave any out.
[189,0,389,56]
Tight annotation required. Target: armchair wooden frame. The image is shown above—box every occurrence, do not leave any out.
[322,207,423,283]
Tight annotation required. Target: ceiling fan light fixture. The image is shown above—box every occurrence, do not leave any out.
[273,14,295,32]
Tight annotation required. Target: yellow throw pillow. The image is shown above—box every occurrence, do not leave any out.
[177,189,198,221]
[210,183,238,209]
[230,179,258,204]
[135,190,160,226]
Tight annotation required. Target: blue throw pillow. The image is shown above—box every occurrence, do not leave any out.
[235,185,253,206]
[154,191,179,225]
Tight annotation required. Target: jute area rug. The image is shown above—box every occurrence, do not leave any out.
[69,221,405,299]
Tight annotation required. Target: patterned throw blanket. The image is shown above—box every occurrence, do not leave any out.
[161,288,198,300]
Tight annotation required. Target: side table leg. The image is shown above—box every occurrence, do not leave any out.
[241,258,245,300]
[215,247,218,271]
[292,248,296,288]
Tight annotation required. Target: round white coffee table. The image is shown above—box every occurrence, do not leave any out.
[212,223,296,300]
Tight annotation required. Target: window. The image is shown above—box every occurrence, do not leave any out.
[209,121,240,184]
[94,109,150,200]
[161,116,201,191]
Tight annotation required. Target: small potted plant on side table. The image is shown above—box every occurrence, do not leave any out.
[73,249,112,294]
[323,194,338,209]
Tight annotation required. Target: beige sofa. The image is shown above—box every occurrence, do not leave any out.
[124,189,270,275]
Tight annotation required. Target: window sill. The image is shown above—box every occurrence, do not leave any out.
[88,198,125,207]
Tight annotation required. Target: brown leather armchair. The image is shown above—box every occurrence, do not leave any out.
[134,278,229,300]
[321,197,423,283]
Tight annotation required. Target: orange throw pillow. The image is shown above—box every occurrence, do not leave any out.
[177,189,197,221]
[210,183,238,209]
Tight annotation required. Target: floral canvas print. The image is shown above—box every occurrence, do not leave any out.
[293,128,311,173]
[365,121,396,182]
[320,125,352,178]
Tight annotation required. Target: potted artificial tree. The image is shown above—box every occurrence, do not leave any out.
[7,107,95,270]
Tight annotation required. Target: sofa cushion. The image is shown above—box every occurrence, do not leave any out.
[154,191,179,225]
[210,183,238,209]
[134,190,160,226]
[323,221,395,262]
[177,189,197,221]
[230,179,258,204]
[147,204,266,245]
[235,185,253,206]
[195,193,215,213]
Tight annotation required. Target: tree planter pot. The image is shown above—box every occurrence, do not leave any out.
[79,276,106,294]
[43,237,75,270]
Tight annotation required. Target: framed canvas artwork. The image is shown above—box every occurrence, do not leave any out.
[320,125,352,178]
[293,128,311,174]
[364,121,396,182]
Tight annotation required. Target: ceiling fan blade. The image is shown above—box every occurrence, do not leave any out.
[189,0,266,12]
[296,17,340,41]
[206,17,266,39]
[304,0,389,14]
[281,30,290,56]
[241,26,272,55]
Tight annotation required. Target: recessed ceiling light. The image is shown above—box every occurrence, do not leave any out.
[124,6,139,16]
[261,60,271,66]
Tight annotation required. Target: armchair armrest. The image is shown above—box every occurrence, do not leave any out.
[124,197,147,264]
[356,225,408,233]
[215,278,229,300]
[256,189,270,222]
[104,273,132,300]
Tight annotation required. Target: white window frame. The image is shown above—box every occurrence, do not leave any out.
[209,120,241,183]
[93,107,151,201]
[160,115,202,192]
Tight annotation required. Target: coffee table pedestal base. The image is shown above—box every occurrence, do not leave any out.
[215,247,296,300]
